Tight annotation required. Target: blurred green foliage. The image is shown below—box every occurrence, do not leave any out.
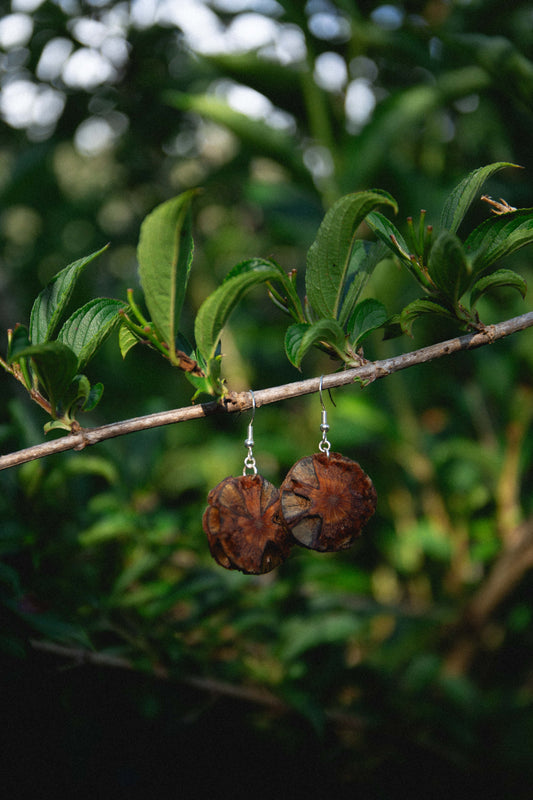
[1,0,533,795]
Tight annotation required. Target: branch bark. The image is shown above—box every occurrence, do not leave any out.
[1,311,532,471]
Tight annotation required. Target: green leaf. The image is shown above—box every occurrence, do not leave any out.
[428,231,471,304]
[55,373,91,419]
[44,419,74,434]
[55,374,103,416]
[137,190,197,363]
[118,323,139,358]
[7,325,31,363]
[439,162,519,234]
[337,241,388,327]
[279,612,363,661]
[367,211,435,290]
[7,325,33,392]
[61,373,91,410]
[464,209,533,272]
[470,269,527,306]
[194,258,285,360]
[11,342,78,413]
[29,247,108,344]
[400,299,456,335]
[183,349,218,398]
[366,210,412,263]
[57,298,127,369]
[306,190,398,320]
[84,381,104,412]
[78,512,139,545]
[348,299,388,347]
[185,370,218,399]
[284,319,345,368]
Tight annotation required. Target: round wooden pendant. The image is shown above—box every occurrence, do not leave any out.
[202,474,293,574]
[280,452,377,552]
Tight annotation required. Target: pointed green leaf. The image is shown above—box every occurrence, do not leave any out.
[400,299,456,335]
[137,190,197,362]
[337,241,388,327]
[367,211,436,290]
[439,162,519,234]
[57,298,127,369]
[118,323,139,359]
[464,209,533,272]
[11,342,78,412]
[306,190,398,320]
[194,258,285,360]
[284,323,310,368]
[470,269,527,307]
[29,247,108,344]
[348,299,388,347]
[428,231,471,304]
[284,319,345,368]
[43,419,73,434]
[366,211,412,263]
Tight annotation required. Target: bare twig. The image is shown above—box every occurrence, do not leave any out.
[29,638,363,728]
[1,311,532,471]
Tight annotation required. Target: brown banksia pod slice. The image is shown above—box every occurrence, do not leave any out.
[202,474,293,574]
[280,452,377,552]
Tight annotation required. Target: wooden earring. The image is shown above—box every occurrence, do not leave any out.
[280,377,377,552]
[202,392,293,574]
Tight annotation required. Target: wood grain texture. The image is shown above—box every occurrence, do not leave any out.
[280,452,377,552]
[203,474,293,574]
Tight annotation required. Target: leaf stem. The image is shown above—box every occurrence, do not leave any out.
[418,209,427,255]
[120,310,172,361]
[126,288,149,327]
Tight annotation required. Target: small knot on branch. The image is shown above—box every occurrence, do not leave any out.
[223,391,254,414]
[72,427,91,452]
[470,323,498,345]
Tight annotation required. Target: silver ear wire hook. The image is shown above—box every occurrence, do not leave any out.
[318,376,331,456]
[243,390,258,475]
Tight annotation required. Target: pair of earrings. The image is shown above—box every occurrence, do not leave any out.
[202,379,377,575]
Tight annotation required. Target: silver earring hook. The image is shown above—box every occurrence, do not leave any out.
[318,376,331,456]
[243,390,258,475]
[249,389,256,424]
[319,374,326,411]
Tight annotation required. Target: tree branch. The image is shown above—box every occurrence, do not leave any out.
[29,638,363,729]
[1,311,532,471]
